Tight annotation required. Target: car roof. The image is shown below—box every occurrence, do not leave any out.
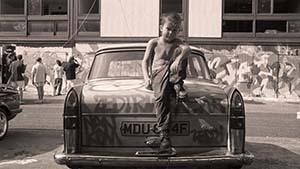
[95,43,204,56]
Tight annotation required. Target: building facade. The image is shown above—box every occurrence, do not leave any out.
[0,0,300,98]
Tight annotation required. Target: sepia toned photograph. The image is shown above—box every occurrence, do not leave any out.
[0,0,299,169]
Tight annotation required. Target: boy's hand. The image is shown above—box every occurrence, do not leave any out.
[144,78,152,90]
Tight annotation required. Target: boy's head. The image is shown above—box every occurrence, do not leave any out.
[160,13,182,42]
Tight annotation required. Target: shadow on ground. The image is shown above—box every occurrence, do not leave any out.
[0,129,63,161]
[244,142,300,169]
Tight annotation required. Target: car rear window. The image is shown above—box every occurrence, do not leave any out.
[88,50,210,80]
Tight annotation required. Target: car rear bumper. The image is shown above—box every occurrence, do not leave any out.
[54,151,254,168]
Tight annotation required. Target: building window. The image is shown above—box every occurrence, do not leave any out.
[288,21,300,33]
[79,0,99,15]
[0,21,25,32]
[258,0,271,13]
[78,20,100,35]
[56,21,68,35]
[274,0,300,13]
[223,0,300,37]
[223,20,253,32]
[161,0,182,13]
[28,21,69,36]
[258,0,300,13]
[28,0,68,15]
[224,0,252,13]
[29,21,54,35]
[0,0,25,15]
[256,20,286,33]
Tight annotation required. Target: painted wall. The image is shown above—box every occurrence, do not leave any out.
[14,43,300,99]
[198,45,300,99]
[14,46,93,95]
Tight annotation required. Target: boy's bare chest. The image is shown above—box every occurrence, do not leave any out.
[154,44,177,60]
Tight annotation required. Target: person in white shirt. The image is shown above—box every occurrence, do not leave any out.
[53,60,64,96]
[31,57,47,103]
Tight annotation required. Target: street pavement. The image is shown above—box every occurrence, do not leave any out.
[0,90,299,169]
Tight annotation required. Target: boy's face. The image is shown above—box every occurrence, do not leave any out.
[160,20,180,42]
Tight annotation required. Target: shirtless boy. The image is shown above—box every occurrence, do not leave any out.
[142,13,191,152]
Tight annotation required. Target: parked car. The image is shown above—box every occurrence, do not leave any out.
[54,44,254,169]
[0,85,22,140]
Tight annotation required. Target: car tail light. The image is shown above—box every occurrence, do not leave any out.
[64,89,79,154]
[228,90,245,154]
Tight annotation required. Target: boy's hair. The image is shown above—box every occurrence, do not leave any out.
[17,54,23,60]
[160,12,181,28]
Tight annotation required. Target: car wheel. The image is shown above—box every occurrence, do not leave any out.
[0,108,8,140]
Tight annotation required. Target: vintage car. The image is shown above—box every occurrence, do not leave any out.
[54,44,254,169]
[0,85,22,140]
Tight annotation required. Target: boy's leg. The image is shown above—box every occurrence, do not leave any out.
[152,66,173,152]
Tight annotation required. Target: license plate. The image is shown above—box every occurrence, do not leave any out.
[120,121,190,136]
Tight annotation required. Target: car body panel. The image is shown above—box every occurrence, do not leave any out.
[0,86,21,119]
[80,78,228,149]
[0,85,22,140]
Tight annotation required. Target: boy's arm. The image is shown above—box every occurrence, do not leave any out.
[170,43,191,73]
[142,39,156,86]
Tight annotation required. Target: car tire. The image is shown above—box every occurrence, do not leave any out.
[0,108,8,141]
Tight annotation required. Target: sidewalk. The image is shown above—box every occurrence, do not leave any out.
[21,84,300,104]
[22,85,65,105]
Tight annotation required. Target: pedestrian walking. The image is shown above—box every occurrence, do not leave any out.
[53,60,64,96]
[6,54,26,104]
[63,55,80,91]
[31,57,47,103]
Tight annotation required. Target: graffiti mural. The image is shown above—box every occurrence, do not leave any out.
[82,116,122,146]
[14,43,300,99]
[15,46,94,94]
[199,45,300,98]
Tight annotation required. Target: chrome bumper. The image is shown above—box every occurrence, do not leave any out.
[54,151,254,167]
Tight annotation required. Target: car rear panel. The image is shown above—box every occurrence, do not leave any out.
[80,79,228,155]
